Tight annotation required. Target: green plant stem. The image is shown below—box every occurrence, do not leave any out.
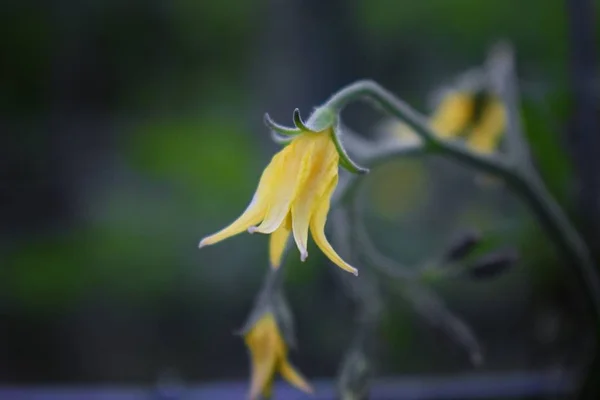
[238,256,288,335]
[329,80,600,323]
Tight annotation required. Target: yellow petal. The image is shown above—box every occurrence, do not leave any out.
[279,359,314,394]
[309,176,358,275]
[199,152,279,247]
[248,351,277,400]
[466,99,506,154]
[245,316,279,400]
[253,136,314,234]
[199,196,265,248]
[269,214,292,268]
[429,92,474,138]
[291,135,338,261]
[260,374,275,399]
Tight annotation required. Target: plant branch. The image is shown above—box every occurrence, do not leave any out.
[328,79,600,325]
[401,284,484,366]
[350,182,416,281]
[343,177,483,365]
[331,207,382,320]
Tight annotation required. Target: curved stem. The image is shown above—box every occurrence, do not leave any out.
[351,180,416,281]
[401,284,484,366]
[331,207,382,318]
[343,185,483,365]
[331,79,600,324]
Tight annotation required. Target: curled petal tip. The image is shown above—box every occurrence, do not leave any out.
[351,268,359,276]
[198,239,207,249]
[247,226,257,234]
[300,251,308,262]
[299,384,314,395]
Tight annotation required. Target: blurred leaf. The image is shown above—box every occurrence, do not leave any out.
[125,115,259,205]
[6,233,90,310]
[0,4,54,113]
[171,1,257,50]
[358,0,568,64]
[520,93,573,206]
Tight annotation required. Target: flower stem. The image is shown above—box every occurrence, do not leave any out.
[330,79,600,323]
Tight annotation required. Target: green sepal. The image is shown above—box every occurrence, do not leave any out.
[270,130,294,146]
[233,305,271,338]
[272,290,297,349]
[330,126,369,174]
[233,290,297,349]
[263,113,301,136]
[293,108,311,131]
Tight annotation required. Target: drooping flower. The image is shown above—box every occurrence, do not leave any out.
[429,91,475,139]
[199,109,365,274]
[244,312,313,400]
[462,95,506,154]
[388,90,507,154]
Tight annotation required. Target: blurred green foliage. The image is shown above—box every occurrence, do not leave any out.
[2,0,599,384]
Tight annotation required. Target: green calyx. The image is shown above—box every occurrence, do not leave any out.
[305,107,335,131]
[263,107,369,175]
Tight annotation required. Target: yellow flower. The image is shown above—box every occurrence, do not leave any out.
[244,313,313,399]
[199,125,358,275]
[429,91,474,139]
[464,96,506,154]
[390,91,506,154]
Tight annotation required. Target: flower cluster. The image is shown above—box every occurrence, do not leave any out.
[389,87,507,154]
[197,61,520,399]
[199,107,370,398]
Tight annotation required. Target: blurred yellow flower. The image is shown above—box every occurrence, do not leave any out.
[199,128,358,275]
[463,97,506,154]
[244,313,313,400]
[390,91,506,154]
[429,91,474,139]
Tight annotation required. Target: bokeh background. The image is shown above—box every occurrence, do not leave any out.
[2,0,599,397]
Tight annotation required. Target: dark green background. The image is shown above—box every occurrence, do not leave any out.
[1,0,599,389]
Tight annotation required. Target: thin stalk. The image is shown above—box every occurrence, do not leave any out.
[329,80,600,324]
